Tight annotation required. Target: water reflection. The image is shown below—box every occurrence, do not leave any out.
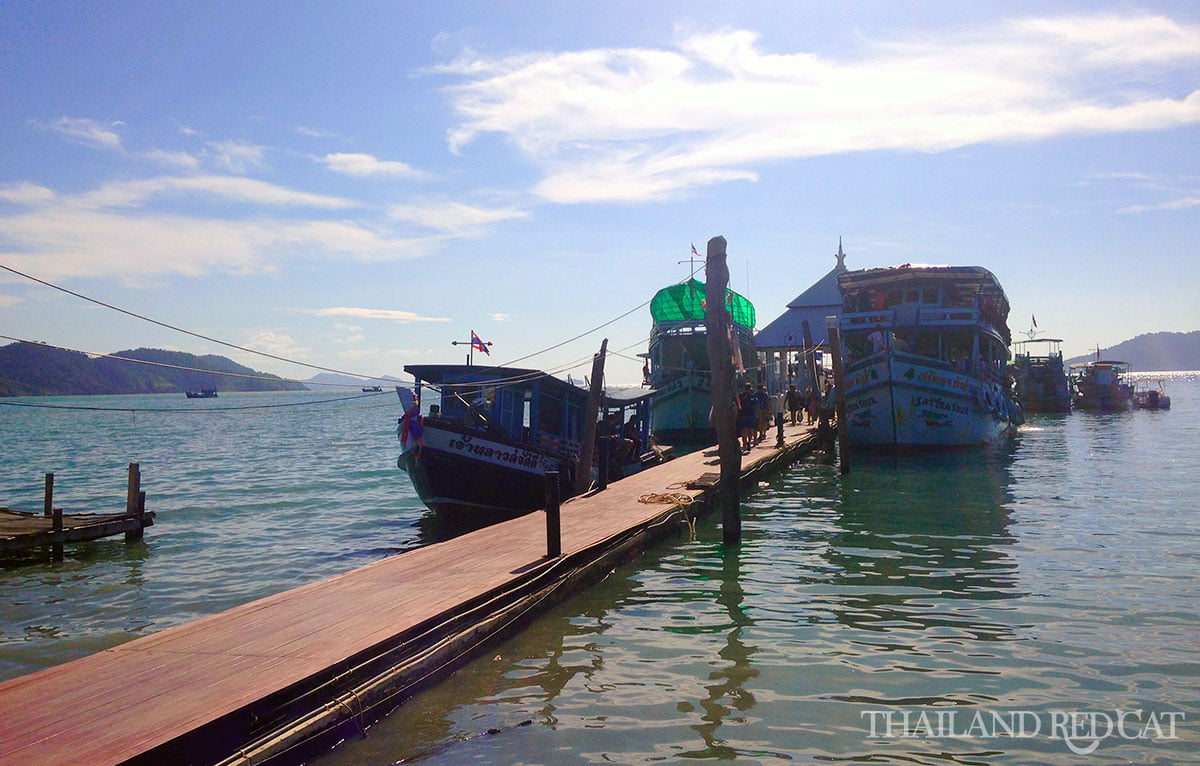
[822,448,1022,643]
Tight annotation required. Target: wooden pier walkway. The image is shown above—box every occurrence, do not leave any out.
[0,424,821,766]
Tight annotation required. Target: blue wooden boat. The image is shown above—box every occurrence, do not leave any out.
[835,264,1022,449]
[396,365,652,521]
[1012,337,1071,413]
[644,279,757,446]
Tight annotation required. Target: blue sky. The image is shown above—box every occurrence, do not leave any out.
[2,1,1197,385]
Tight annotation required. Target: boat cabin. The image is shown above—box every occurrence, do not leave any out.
[405,365,590,459]
[837,265,1012,383]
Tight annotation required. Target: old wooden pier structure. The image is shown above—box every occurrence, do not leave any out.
[0,464,153,559]
[0,425,823,766]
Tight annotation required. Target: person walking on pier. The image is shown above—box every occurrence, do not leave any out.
[786,384,802,425]
[736,382,758,452]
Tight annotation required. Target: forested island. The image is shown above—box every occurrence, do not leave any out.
[1063,331,1200,371]
[0,342,306,397]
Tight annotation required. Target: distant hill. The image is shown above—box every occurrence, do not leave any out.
[1064,331,1200,371]
[0,342,307,397]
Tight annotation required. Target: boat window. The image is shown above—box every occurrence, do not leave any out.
[905,290,919,304]
[537,390,564,436]
[922,288,939,303]
[886,290,902,307]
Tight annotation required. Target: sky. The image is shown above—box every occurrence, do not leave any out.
[1,1,1197,386]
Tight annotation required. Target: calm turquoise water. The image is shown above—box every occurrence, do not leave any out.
[2,382,1198,763]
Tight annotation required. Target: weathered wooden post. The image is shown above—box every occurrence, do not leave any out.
[775,412,785,448]
[574,339,608,496]
[43,473,54,517]
[825,317,851,474]
[544,470,561,558]
[125,463,140,516]
[127,490,147,542]
[704,236,742,545]
[802,319,820,399]
[597,437,610,491]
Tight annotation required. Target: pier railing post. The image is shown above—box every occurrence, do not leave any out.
[825,318,851,474]
[544,470,561,558]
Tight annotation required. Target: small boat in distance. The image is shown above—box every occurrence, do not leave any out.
[835,264,1022,450]
[362,385,383,392]
[1071,359,1133,411]
[645,278,758,447]
[1012,337,1071,413]
[1132,379,1171,410]
[185,388,218,399]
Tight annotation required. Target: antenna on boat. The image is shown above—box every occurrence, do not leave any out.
[677,243,702,280]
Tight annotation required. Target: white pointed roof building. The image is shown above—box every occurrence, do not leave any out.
[755,239,850,354]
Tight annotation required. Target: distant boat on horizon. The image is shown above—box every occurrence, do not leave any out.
[185,388,218,399]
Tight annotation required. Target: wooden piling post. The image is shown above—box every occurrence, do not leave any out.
[544,471,561,558]
[775,412,785,449]
[802,319,819,397]
[574,339,608,496]
[125,463,141,517]
[126,491,147,542]
[825,318,851,474]
[43,473,54,517]
[703,235,741,545]
[597,437,610,491]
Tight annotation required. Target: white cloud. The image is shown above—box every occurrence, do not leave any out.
[304,307,451,323]
[323,153,430,179]
[140,148,201,169]
[243,330,309,360]
[437,13,1200,203]
[388,200,527,235]
[0,183,56,206]
[1119,196,1200,214]
[491,313,510,321]
[206,141,266,173]
[70,175,355,210]
[49,117,123,149]
[0,205,435,283]
[0,294,22,308]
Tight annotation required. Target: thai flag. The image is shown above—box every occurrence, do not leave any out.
[471,330,491,355]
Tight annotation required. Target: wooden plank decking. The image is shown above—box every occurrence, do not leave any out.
[0,509,155,553]
[0,423,821,766]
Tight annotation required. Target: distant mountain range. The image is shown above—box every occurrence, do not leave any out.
[1063,331,1200,371]
[0,342,307,397]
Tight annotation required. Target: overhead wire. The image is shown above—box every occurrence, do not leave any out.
[1,261,658,389]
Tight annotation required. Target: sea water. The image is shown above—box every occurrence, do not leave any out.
[1,381,1198,763]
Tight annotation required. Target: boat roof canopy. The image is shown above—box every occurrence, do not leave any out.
[651,278,756,328]
[838,265,1011,337]
[404,364,586,399]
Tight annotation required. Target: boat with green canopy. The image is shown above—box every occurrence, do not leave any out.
[644,278,758,446]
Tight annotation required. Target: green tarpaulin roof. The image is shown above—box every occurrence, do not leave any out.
[650,279,756,328]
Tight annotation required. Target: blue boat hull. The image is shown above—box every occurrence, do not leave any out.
[843,352,1018,449]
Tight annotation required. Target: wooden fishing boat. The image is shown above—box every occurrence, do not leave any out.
[644,278,758,447]
[835,264,1022,450]
[1012,337,1071,413]
[1071,359,1133,411]
[184,388,217,398]
[396,365,652,521]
